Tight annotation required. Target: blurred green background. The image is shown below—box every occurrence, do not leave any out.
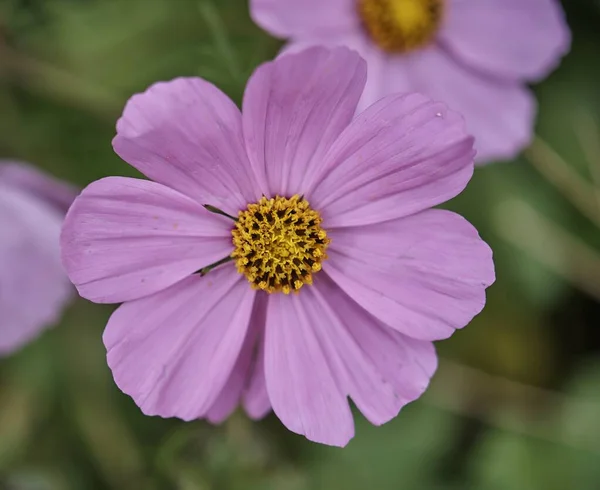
[2,0,600,488]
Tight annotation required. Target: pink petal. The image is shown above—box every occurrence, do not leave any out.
[250,0,359,38]
[0,161,77,213]
[61,177,233,304]
[265,291,354,447]
[206,293,270,424]
[242,46,367,197]
[242,294,271,420]
[0,184,71,354]
[309,92,474,227]
[380,47,535,163]
[309,275,437,426]
[113,77,259,215]
[104,267,255,421]
[440,0,570,82]
[325,210,495,341]
[279,32,388,112]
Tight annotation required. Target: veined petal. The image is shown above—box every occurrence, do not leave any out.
[325,210,495,341]
[278,32,387,113]
[242,334,271,421]
[104,267,255,421]
[264,274,437,446]
[113,77,259,214]
[265,291,354,447]
[206,293,270,424]
[309,92,474,227]
[242,293,271,421]
[242,46,367,197]
[61,177,233,304]
[0,184,71,354]
[309,275,438,426]
[440,0,570,82]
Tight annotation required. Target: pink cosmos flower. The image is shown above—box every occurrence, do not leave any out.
[250,0,570,163]
[61,47,494,446]
[0,161,76,354]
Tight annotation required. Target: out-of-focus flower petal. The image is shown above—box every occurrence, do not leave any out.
[378,48,536,163]
[440,0,570,82]
[0,183,71,353]
[0,161,78,213]
[250,0,359,38]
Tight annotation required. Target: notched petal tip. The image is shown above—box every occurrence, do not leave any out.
[305,425,355,448]
[112,75,258,212]
[60,176,233,304]
[114,77,214,139]
[312,91,476,226]
[326,210,495,341]
[242,44,368,197]
[104,271,256,422]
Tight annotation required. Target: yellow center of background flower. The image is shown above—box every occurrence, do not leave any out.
[358,0,444,53]
[231,195,329,294]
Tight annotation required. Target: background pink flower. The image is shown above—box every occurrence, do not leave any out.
[0,162,76,354]
[61,47,494,446]
[250,0,570,163]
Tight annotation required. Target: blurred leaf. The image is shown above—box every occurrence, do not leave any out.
[1,0,600,489]
[469,429,575,490]
[560,359,600,454]
[0,338,59,473]
[468,359,600,490]
[4,469,71,490]
[157,413,302,490]
[304,404,456,490]
[54,302,148,489]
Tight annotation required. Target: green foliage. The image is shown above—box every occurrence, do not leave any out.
[2,0,600,488]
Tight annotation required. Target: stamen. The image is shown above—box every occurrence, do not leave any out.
[198,256,235,276]
[231,195,330,294]
[358,0,444,53]
[203,204,238,221]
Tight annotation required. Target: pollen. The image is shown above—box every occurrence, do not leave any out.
[358,0,445,53]
[231,195,330,294]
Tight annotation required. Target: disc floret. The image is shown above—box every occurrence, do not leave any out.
[231,195,329,294]
[358,0,445,53]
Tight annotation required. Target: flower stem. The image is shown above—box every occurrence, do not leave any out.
[526,137,600,228]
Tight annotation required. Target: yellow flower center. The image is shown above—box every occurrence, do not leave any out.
[231,195,330,294]
[358,0,445,53]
